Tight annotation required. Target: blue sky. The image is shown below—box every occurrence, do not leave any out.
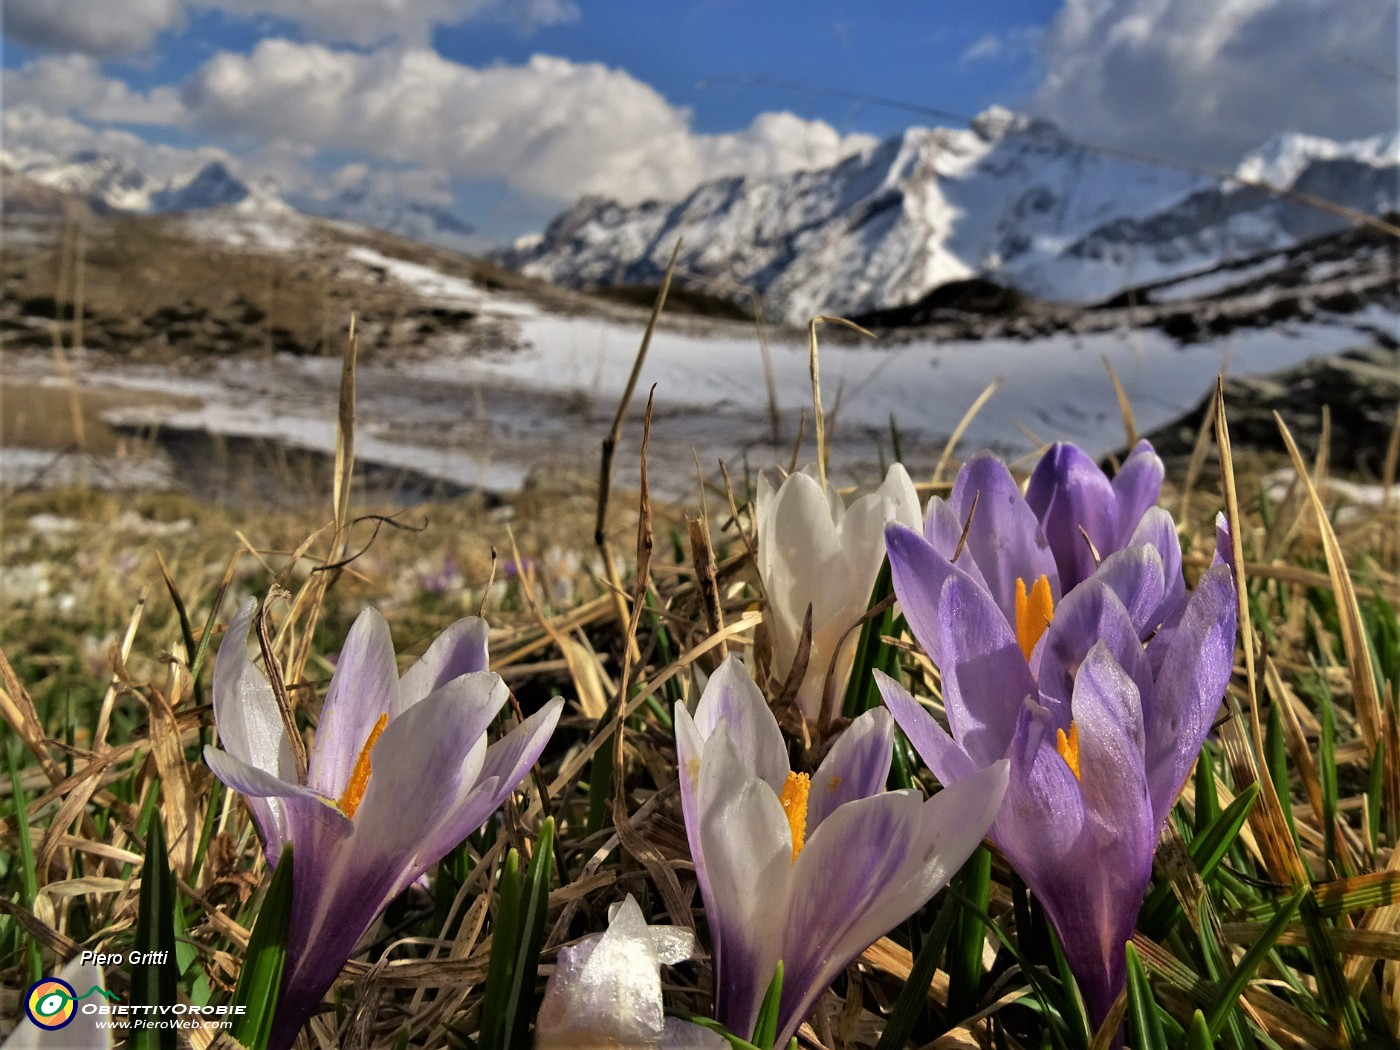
[3,0,1395,241]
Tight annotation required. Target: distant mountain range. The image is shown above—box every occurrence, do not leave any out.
[501,108,1399,323]
[0,148,477,251]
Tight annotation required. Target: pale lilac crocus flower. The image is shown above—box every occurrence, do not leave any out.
[676,656,1007,1044]
[878,446,1236,1029]
[535,895,726,1049]
[756,464,920,723]
[205,599,562,1050]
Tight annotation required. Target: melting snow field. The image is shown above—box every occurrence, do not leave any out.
[4,240,1395,502]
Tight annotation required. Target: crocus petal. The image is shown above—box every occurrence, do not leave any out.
[990,700,1083,877]
[691,655,789,793]
[1026,442,1117,591]
[885,521,982,669]
[396,615,490,711]
[1078,543,1166,641]
[3,956,113,1050]
[1127,508,1186,634]
[935,574,1036,766]
[1111,441,1166,546]
[308,608,400,798]
[696,731,794,1040]
[1142,563,1237,829]
[778,761,1009,1044]
[807,706,894,831]
[1052,643,1154,1028]
[1034,577,1153,726]
[212,598,296,780]
[346,675,501,874]
[874,672,979,788]
[945,453,1060,620]
[922,497,991,594]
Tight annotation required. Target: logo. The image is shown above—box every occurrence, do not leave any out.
[23,979,120,1030]
[24,978,77,1030]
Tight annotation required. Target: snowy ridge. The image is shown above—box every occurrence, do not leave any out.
[503,111,1399,322]
[2,148,477,250]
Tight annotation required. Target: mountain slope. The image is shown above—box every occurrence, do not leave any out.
[502,110,1399,323]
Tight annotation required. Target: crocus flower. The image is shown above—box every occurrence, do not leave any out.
[535,895,726,1049]
[878,447,1236,1029]
[1026,440,1165,592]
[205,599,562,1050]
[676,656,1008,1044]
[4,956,111,1049]
[756,464,920,722]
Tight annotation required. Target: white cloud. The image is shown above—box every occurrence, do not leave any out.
[180,41,877,203]
[1034,0,1398,164]
[960,35,1004,63]
[3,55,186,125]
[1,105,227,182]
[4,0,184,55]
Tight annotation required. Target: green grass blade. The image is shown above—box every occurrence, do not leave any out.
[1205,886,1306,1038]
[947,845,992,1021]
[1124,942,1166,1050]
[131,816,180,1050]
[479,847,523,1050]
[1185,1009,1212,1050]
[1141,783,1260,937]
[6,743,43,984]
[751,960,784,1049]
[505,818,556,1049]
[230,845,294,1050]
[873,890,960,1050]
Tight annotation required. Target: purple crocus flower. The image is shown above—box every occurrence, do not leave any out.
[879,447,1236,1029]
[676,656,1007,1044]
[205,599,562,1050]
[1026,440,1165,592]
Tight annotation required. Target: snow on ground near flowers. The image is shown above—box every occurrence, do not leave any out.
[5,231,1395,501]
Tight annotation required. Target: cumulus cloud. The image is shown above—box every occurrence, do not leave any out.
[3,55,186,125]
[180,41,876,202]
[2,105,227,182]
[4,0,184,55]
[1034,0,1398,164]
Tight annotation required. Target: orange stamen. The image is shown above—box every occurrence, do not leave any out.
[1015,575,1055,662]
[778,771,811,862]
[1056,722,1081,781]
[336,713,389,818]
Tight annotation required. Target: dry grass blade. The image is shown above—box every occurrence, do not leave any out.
[932,377,1002,486]
[686,512,725,643]
[1274,410,1383,753]
[806,315,873,487]
[1103,355,1138,449]
[332,314,359,540]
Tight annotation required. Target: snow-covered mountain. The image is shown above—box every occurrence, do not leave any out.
[1,149,476,250]
[301,186,478,253]
[501,109,1399,322]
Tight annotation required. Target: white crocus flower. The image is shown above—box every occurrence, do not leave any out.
[535,896,726,1049]
[756,463,920,722]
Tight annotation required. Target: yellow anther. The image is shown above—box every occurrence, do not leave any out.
[1056,722,1081,781]
[337,713,388,818]
[1015,575,1055,662]
[778,771,811,862]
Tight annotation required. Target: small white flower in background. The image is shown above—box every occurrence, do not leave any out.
[536,895,726,1049]
[756,463,920,722]
[3,955,112,1049]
